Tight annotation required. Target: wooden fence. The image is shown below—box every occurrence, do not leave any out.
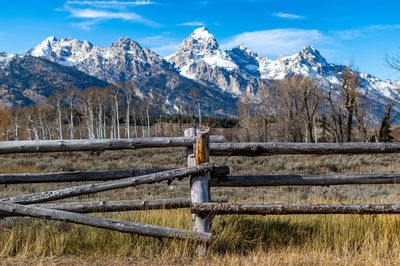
[1,127,400,246]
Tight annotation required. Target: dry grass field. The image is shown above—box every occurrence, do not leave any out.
[2,147,400,265]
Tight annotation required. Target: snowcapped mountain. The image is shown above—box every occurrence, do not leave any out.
[167,27,263,96]
[0,52,17,69]
[25,35,237,116]
[27,36,172,83]
[167,27,400,120]
[0,27,397,119]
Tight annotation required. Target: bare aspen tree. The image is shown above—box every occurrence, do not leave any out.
[94,88,107,139]
[111,85,121,139]
[274,78,303,142]
[237,93,253,141]
[151,90,167,137]
[174,97,184,136]
[297,77,321,143]
[80,87,96,139]
[327,65,361,142]
[65,88,77,139]
[132,97,139,138]
[189,87,202,126]
[120,82,135,139]
[0,107,11,141]
[146,96,151,138]
[48,92,64,140]
[256,85,273,142]
[10,107,20,141]
[340,66,360,142]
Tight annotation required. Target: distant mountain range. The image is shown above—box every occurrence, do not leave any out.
[0,27,399,120]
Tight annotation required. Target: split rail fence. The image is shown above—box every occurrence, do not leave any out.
[2,127,400,244]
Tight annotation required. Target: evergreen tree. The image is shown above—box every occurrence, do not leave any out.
[380,120,394,142]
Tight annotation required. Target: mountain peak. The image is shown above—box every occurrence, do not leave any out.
[113,37,143,52]
[191,27,213,40]
[298,45,327,65]
[239,43,247,50]
[45,36,57,42]
[301,45,319,55]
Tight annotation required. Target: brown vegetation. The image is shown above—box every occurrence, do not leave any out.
[1,148,400,264]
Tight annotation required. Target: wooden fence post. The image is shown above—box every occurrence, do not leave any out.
[192,126,211,234]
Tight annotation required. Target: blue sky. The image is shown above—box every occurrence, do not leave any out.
[1,0,400,80]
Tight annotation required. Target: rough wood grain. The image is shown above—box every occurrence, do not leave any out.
[0,136,224,154]
[192,126,211,234]
[191,202,400,215]
[209,142,400,156]
[196,126,210,164]
[0,197,229,217]
[1,164,212,204]
[209,173,400,187]
[0,201,212,241]
[0,166,228,184]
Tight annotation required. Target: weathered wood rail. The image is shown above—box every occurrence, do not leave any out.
[191,203,400,215]
[2,164,212,204]
[0,201,212,242]
[0,135,224,154]
[0,197,228,217]
[3,128,400,246]
[210,173,400,187]
[209,142,400,156]
[0,166,228,184]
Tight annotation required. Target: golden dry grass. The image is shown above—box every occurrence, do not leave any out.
[1,148,400,265]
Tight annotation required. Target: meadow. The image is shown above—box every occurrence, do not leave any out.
[1,148,400,265]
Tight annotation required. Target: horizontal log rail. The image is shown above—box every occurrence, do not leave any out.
[210,173,400,187]
[0,197,229,217]
[0,201,212,242]
[0,135,224,154]
[1,164,212,205]
[0,166,229,184]
[209,142,400,156]
[191,203,400,215]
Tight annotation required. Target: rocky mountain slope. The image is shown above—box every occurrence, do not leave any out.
[167,27,400,120]
[25,36,237,116]
[1,27,398,120]
[0,53,108,106]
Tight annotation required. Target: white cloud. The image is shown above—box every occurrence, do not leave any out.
[64,7,162,28]
[177,21,205,27]
[272,12,306,20]
[221,28,325,57]
[332,24,400,40]
[66,1,156,9]
[59,1,160,29]
[71,19,100,30]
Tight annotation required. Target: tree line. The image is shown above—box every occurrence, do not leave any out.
[0,65,398,142]
[238,65,399,143]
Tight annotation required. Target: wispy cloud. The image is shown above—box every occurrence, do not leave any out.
[272,12,306,20]
[66,1,156,9]
[177,21,205,27]
[221,28,324,57]
[67,8,161,27]
[59,0,161,30]
[71,19,100,30]
[332,24,400,40]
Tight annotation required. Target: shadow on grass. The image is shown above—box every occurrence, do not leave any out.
[210,215,316,254]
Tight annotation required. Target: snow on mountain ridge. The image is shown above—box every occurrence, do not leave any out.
[24,29,400,120]
[0,52,17,69]
[27,36,171,83]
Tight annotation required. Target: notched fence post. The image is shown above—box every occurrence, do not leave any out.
[192,126,211,234]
